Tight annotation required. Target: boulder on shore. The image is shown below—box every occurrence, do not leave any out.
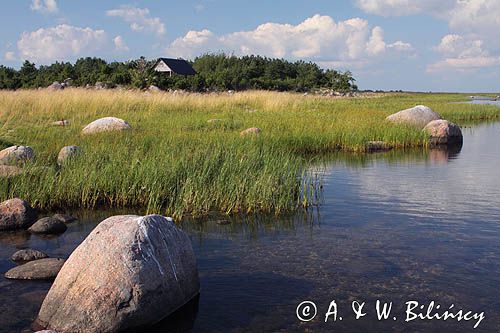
[423,119,463,145]
[47,82,64,91]
[0,145,34,165]
[0,198,37,231]
[11,249,48,262]
[57,146,81,165]
[36,214,200,333]
[386,105,441,128]
[29,217,67,234]
[82,117,131,135]
[240,127,261,136]
[4,258,65,280]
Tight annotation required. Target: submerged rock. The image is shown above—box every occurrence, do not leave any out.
[82,117,131,134]
[240,127,261,136]
[11,249,48,262]
[29,217,67,234]
[0,145,34,165]
[4,258,65,280]
[424,119,463,145]
[36,214,200,333]
[0,198,37,231]
[57,146,81,165]
[52,214,77,224]
[386,105,441,128]
[0,165,22,177]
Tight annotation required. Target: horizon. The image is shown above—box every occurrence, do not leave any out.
[1,1,499,93]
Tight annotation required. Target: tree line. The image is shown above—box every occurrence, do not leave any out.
[0,54,357,92]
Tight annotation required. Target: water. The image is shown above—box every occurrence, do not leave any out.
[1,123,500,332]
[467,96,500,106]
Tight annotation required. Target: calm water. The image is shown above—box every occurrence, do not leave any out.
[1,123,500,332]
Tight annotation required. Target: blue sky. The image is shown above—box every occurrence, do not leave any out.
[1,0,499,92]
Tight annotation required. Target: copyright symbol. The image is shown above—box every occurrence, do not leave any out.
[296,301,317,322]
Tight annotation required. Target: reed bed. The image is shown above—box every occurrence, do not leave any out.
[0,89,499,218]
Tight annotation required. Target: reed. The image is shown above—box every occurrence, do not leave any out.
[1,89,499,218]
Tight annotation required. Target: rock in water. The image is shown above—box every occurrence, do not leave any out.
[240,127,262,136]
[4,258,65,280]
[52,214,77,224]
[29,217,67,234]
[36,215,200,333]
[0,145,34,165]
[11,249,49,262]
[386,105,441,128]
[0,198,37,231]
[81,117,131,135]
[423,119,463,145]
[57,146,81,165]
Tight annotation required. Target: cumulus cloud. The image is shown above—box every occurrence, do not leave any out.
[106,6,165,36]
[165,15,412,66]
[4,52,16,61]
[113,35,129,52]
[17,24,107,63]
[31,0,58,13]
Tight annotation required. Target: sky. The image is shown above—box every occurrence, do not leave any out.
[1,0,499,92]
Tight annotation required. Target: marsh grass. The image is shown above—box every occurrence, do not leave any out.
[0,89,499,218]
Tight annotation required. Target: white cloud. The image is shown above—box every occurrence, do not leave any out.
[31,0,58,13]
[113,35,129,52]
[165,15,412,66]
[106,6,165,36]
[17,24,107,63]
[4,52,16,61]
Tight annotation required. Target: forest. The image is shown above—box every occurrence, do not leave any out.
[0,54,357,92]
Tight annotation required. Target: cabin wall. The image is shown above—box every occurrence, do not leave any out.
[154,61,172,73]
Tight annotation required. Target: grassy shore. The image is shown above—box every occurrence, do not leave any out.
[1,89,499,218]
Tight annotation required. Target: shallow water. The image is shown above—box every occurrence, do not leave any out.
[1,123,500,332]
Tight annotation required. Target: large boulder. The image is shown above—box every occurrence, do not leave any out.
[423,119,463,145]
[82,117,131,135]
[36,215,200,333]
[47,82,64,90]
[0,145,34,165]
[11,249,49,262]
[29,217,67,234]
[386,105,441,128]
[0,198,37,231]
[57,145,81,165]
[5,258,65,280]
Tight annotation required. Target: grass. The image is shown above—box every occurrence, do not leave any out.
[1,89,499,219]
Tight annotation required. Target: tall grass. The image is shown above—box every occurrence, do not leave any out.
[1,89,499,218]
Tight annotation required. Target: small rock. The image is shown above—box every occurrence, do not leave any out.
[51,120,70,126]
[57,146,81,165]
[52,214,77,224]
[423,119,463,145]
[35,331,58,333]
[95,82,105,90]
[148,85,161,92]
[386,105,441,128]
[11,249,48,262]
[207,119,223,123]
[240,127,261,136]
[365,141,393,152]
[4,258,65,280]
[0,145,34,165]
[0,165,22,177]
[0,198,37,231]
[47,82,64,91]
[28,217,67,234]
[82,117,131,135]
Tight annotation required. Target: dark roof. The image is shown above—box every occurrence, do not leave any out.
[156,58,196,75]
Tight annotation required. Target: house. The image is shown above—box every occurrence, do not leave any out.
[153,58,196,77]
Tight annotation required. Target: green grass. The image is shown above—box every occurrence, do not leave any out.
[0,89,499,219]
